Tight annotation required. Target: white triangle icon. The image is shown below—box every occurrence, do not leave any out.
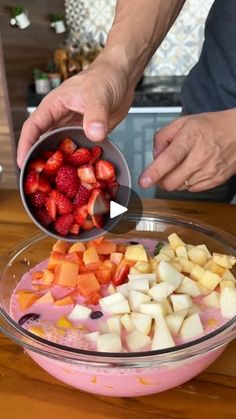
[110,201,128,219]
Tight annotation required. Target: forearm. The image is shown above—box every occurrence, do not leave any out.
[96,0,186,87]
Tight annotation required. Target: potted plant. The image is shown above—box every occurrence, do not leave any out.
[10,6,30,29]
[49,14,66,34]
[46,61,61,89]
[33,69,51,95]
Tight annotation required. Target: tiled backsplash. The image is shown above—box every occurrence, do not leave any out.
[65,0,214,76]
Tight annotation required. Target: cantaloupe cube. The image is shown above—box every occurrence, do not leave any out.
[54,296,75,306]
[48,251,65,270]
[95,269,112,284]
[77,273,100,297]
[17,291,38,311]
[65,252,83,265]
[55,262,79,287]
[52,240,70,254]
[35,291,54,305]
[57,316,73,328]
[110,252,124,266]
[83,247,100,265]
[68,242,86,253]
[90,240,117,255]
[42,269,55,285]
[168,233,185,250]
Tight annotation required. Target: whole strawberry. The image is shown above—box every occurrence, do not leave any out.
[55,165,79,198]
[73,185,91,207]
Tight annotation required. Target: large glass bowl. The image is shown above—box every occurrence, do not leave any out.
[0,214,235,397]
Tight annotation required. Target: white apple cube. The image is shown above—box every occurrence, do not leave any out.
[188,303,202,315]
[128,290,151,311]
[220,287,236,318]
[170,260,183,272]
[107,316,121,334]
[161,298,173,314]
[171,294,193,312]
[134,261,152,273]
[129,267,141,275]
[165,309,188,335]
[154,253,170,263]
[212,253,234,269]
[176,276,201,297]
[168,233,185,250]
[131,312,152,335]
[127,277,149,292]
[198,270,221,291]
[188,247,208,266]
[120,314,134,332]
[179,313,204,341]
[128,273,156,285]
[220,280,235,292]
[175,245,188,260]
[222,269,236,282]
[86,331,100,343]
[139,302,164,318]
[157,260,184,289]
[202,291,220,309]
[196,244,211,259]
[148,282,175,302]
[204,260,225,276]
[99,292,124,309]
[125,244,148,262]
[97,333,122,352]
[175,257,194,274]
[126,330,151,352]
[116,283,129,298]
[151,314,175,350]
[108,300,131,314]
[68,304,92,321]
[99,322,108,334]
[160,244,175,260]
[190,264,205,282]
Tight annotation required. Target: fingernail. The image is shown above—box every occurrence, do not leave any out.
[140,175,152,188]
[89,123,106,140]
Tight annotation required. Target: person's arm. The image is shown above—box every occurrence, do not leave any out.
[17,0,185,167]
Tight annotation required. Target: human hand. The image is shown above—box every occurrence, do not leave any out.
[17,58,135,167]
[139,109,236,192]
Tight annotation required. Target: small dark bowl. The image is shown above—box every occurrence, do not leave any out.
[19,126,131,242]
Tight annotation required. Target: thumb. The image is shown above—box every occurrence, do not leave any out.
[154,116,186,158]
[83,98,109,142]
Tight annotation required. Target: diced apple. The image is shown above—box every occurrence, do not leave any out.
[170,259,183,272]
[126,330,151,351]
[68,304,92,321]
[149,258,158,273]
[148,282,175,302]
[219,287,236,318]
[127,277,149,292]
[116,283,129,298]
[159,244,175,260]
[139,302,164,318]
[86,331,100,343]
[190,264,205,282]
[202,291,220,309]
[153,253,170,263]
[131,312,152,335]
[188,303,202,315]
[198,270,221,291]
[161,298,173,314]
[170,294,192,312]
[125,244,148,263]
[204,260,225,276]
[98,322,108,333]
[212,253,235,269]
[42,269,55,285]
[198,284,211,296]
[129,267,142,275]
[107,316,121,334]
[107,299,131,315]
[128,290,151,311]
[222,269,236,282]
[157,260,184,289]
[99,292,124,308]
[220,280,235,292]
[175,257,194,274]
[196,244,211,259]
[128,273,156,286]
[134,261,152,273]
[175,245,188,260]
[179,313,204,341]
[151,313,175,350]
[107,284,116,295]
[168,233,185,250]
[121,313,134,332]
[188,247,208,266]
[176,276,201,297]
[97,333,122,352]
[165,309,188,335]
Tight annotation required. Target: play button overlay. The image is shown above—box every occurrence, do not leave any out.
[110,201,128,219]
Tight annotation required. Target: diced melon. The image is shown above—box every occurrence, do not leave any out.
[125,244,148,262]
[94,269,112,284]
[202,291,220,309]
[52,240,70,254]
[161,298,173,315]
[219,287,236,318]
[48,251,65,270]
[170,294,192,312]
[170,259,183,272]
[68,242,86,253]
[157,260,184,289]
[126,330,151,351]
[68,304,92,320]
[220,280,235,292]
[151,313,175,350]
[198,284,211,296]
[77,273,100,297]
[106,316,121,334]
[99,292,124,307]
[42,269,55,285]
[54,296,74,306]
[83,247,100,265]
[130,312,152,335]
[28,325,45,337]
[188,247,208,266]
[196,244,211,259]
[198,270,221,291]
[97,333,122,352]
[176,276,201,297]
[17,291,38,311]
[133,261,152,273]
[110,252,123,265]
[35,291,54,304]
[165,309,188,335]
[120,314,134,332]
[168,233,185,250]
[179,313,204,341]
[57,316,73,328]
[94,240,117,255]
[55,262,79,288]
[204,260,225,276]
[153,253,170,263]
[127,277,149,292]
[128,290,151,311]
[175,245,188,260]
[148,282,175,302]
[128,273,156,287]
[190,264,205,282]
[100,293,130,315]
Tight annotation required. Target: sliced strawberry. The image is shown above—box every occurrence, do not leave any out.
[77,164,96,184]
[107,181,119,199]
[87,189,110,216]
[82,218,94,231]
[73,185,91,207]
[24,170,39,195]
[40,151,54,160]
[69,223,80,235]
[113,260,131,286]
[73,205,88,225]
[38,174,51,193]
[43,151,63,175]
[92,214,105,229]
[69,148,91,166]
[81,181,96,191]
[58,138,77,156]
[54,191,73,215]
[95,160,116,182]
[54,214,74,236]
[29,191,46,208]
[28,158,45,173]
[34,208,51,226]
[55,165,79,198]
[89,146,102,164]
[45,196,57,221]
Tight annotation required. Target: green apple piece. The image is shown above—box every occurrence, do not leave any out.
[179,313,204,341]
[170,294,193,312]
[127,277,149,292]
[175,245,188,260]
[139,302,164,318]
[202,291,220,309]
[120,314,134,332]
[151,313,175,350]
[68,304,92,321]
[165,309,188,335]
[176,276,201,297]
[97,333,122,352]
[116,283,129,298]
[125,244,148,262]
[219,287,236,318]
[148,282,175,302]
[128,290,151,311]
[107,316,121,334]
[131,312,152,335]
[198,270,221,291]
[157,260,184,289]
[126,330,151,352]
[168,233,185,250]
[188,247,208,266]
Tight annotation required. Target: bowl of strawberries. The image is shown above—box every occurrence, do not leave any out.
[20,127,131,241]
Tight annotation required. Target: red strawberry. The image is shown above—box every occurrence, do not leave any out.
[34,208,51,226]
[58,138,77,156]
[82,218,94,231]
[54,191,73,215]
[38,174,51,193]
[40,151,54,160]
[107,181,119,199]
[29,191,46,208]
[92,214,104,229]
[81,181,96,191]
[73,205,88,225]
[95,160,116,182]
[73,185,91,206]
[87,189,110,216]
[45,196,57,221]
[77,164,96,184]
[55,165,79,198]
[44,151,63,175]
[89,146,102,164]
[24,170,39,195]
[69,148,91,166]
[69,223,80,235]
[28,158,45,173]
[54,214,74,236]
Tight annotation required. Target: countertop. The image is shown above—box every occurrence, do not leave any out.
[0,190,235,419]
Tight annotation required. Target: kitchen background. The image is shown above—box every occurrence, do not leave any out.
[0,0,218,198]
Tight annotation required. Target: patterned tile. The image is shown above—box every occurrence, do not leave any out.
[65,0,215,75]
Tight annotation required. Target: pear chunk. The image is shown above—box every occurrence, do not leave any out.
[166,309,188,335]
[179,313,204,341]
[202,291,220,309]
[157,260,184,289]
[128,290,151,311]
[148,282,175,302]
[176,276,201,297]
[126,330,151,351]
[171,294,192,312]
[131,312,152,335]
[97,333,122,352]
[151,313,175,350]
[219,287,236,318]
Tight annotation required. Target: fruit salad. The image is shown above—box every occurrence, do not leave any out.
[23,138,118,236]
[10,234,236,353]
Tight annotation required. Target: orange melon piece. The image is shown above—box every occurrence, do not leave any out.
[33,284,52,291]
[95,269,112,284]
[48,252,65,270]
[54,296,74,306]
[57,316,73,328]
[32,271,44,282]
[17,291,38,311]
[95,240,117,255]
[77,273,100,297]
[116,244,127,254]
[43,269,55,285]
[65,252,83,265]
[83,247,100,265]
[68,242,86,253]
[86,291,101,305]
[52,240,70,254]
[110,252,124,265]
[85,262,102,272]
[101,260,116,274]
[86,236,105,248]
[35,291,54,304]
[55,262,79,287]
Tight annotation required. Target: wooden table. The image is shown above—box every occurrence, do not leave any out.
[0,190,235,419]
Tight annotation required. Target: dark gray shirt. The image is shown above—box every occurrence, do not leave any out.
[181,0,236,114]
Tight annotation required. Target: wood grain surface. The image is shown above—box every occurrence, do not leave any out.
[0,191,235,419]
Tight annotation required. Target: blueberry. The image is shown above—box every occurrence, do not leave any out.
[90,311,103,319]
[18,313,40,326]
